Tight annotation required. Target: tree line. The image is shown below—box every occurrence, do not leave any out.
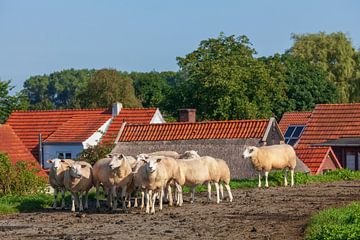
[1,31,359,123]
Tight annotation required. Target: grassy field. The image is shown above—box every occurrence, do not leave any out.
[305,202,360,240]
[1,169,360,214]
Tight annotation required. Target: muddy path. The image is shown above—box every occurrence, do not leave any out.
[1,180,360,240]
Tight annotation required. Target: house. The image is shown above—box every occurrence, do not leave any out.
[296,103,360,172]
[6,102,165,169]
[279,109,342,174]
[0,124,46,177]
[111,111,309,179]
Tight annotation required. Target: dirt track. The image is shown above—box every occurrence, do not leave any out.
[1,180,360,240]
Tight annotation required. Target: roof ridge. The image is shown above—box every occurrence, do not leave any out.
[316,103,360,107]
[121,107,157,110]
[12,108,109,113]
[125,119,269,126]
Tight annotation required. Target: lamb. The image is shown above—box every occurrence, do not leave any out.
[138,155,183,214]
[92,153,133,210]
[47,158,75,209]
[242,144,297,188]
[63,161,93,212]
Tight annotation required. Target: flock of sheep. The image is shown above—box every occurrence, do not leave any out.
[48,144,297,214]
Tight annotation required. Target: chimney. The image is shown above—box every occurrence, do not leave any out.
[178,109,196,123]
[112,102,123,117]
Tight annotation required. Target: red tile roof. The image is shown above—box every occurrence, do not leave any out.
[45,113,111,143]
[296,146,340,174]
[102,108,158,143]
[118,120,269,142]
[0,124,46,177]
[279,111,312,133]
[297,103,360,147]
[6,109,111,158]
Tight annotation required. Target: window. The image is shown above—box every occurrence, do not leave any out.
[57,152,72,159]
[284,125,305,146]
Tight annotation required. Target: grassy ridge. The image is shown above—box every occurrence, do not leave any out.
[1,169,360,214]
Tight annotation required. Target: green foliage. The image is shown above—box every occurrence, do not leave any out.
[0,80,29,123]
[262,54,339,117]
[81,69,142,108]
[22,69,95,110]
[175,33,282,120]
[305,202,360,240]
[77,142,115,165]
[0,153,47,196]
[290,32,358,103]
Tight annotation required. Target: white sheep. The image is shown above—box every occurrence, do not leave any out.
[92,153,133,210]
[47,158,74,209]
[242,144,297,188]
[178,150,200,159]
[63,161,93,212]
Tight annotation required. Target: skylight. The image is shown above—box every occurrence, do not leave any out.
[284,125,305,146]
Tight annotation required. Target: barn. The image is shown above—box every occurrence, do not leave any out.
[111,114,309,179]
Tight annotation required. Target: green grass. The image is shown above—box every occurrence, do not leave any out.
[305,202,360,240]
[0,194,53,214]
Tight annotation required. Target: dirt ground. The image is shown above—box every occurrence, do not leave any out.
[0,180,360,240]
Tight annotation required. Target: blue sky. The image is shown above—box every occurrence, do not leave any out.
[0,0,359,93]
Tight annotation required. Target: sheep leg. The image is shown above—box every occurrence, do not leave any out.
[219,183,224,201]
[52,188,58,209]
[140,190,145,209]
[61,189,66,209]
[225,184,233,202]
[146,190,152,214]
[151,191,157,214]
[111,186,117,210]
[175,183,183,206]
[107,188,112,210]
[284,169,288,187]
[71,193,76,212]
[95,184,101,209]
[258,172,262,188]
[265,171,269,188]
[121,187,127,209]
[214,182,220,204]
[190,187,195,203]
[84,191,89,210]
[291,169,295,186]
[159,188,164,210]
[207,182,212,202]
[127,193,132,208]
[167,185,173,206]
[79,193,84,212]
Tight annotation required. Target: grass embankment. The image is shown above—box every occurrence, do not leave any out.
[1,169,360,214]
[305,202,360,240]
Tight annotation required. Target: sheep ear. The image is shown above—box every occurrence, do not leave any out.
[80,164,87,168]
[141,159,148,163]
[156,158,162,163]
[107,154,113,158]
[47,159,53,163]
[60,159,66,163]
[120,154,126,159]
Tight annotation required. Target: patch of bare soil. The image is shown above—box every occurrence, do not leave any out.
[1,180,360,240]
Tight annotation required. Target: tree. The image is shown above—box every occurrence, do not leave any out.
[289,32,357,103]
[174,33,285,120]
[262,54,339,115]
[22,69,95,110]
[0,80,29,123]
[81,69,142,108]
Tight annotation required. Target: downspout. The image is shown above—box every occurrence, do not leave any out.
[38,133,43,168]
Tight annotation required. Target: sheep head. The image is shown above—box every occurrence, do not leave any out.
[183,150,200,159]
[47,158,62,170]
[242,146,258,159]
[68,162,88,179]
[144,157,162,173]
[107,153,126,170]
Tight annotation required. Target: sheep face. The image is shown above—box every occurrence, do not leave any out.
[47,158,62,170]
[242,146,258,159]
[108,154,125,170]
[144,157,162,173]
[69,163,86,179]
[136,153,149,162]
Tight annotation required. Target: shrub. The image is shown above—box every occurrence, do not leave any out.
[77,142,114,165]
[0,153,47,196]
[305,202,360,240]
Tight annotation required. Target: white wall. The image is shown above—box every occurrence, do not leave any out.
[150,109,166,123]
[43,144,83,169]
[82,118,112,149]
